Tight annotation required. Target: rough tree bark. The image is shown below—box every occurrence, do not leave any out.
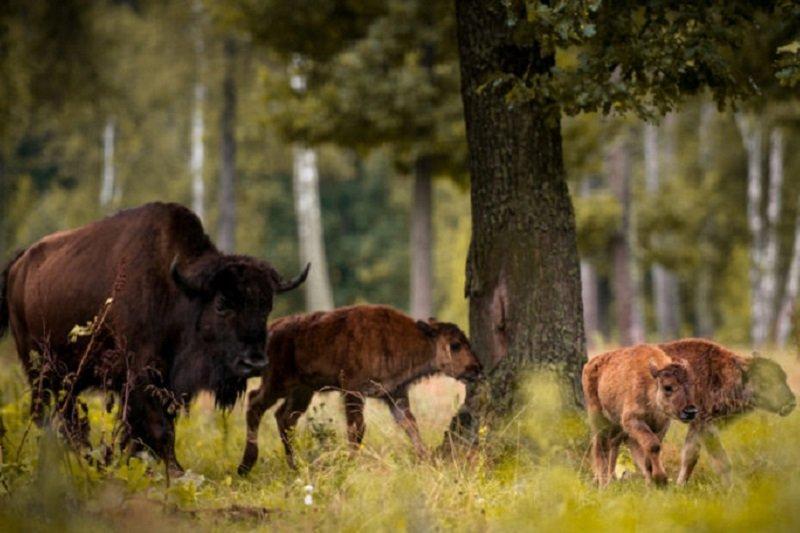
[446,0,585,443]
[735,114,767,346]
[99,117,116,209]
[608,132,645,345]
[190,0,206,222]
[217,37,237,253]
[410,157,433,319]
[644,120,680,340]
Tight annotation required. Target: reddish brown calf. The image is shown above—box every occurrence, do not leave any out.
[238,304,482,473]
[583,344,697,486]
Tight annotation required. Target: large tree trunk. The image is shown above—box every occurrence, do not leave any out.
[452,1,585,429]
[608,132,645,345]
[190,0,206,222]
[644,120,680,340]
[736,114,767,345]
[99,117,116,209]
[410,157,433,319]
[217,37,237,253]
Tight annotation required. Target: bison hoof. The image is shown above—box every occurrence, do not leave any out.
[237,463,252,477]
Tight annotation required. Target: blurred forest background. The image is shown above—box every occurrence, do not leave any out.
[1,0,799,351]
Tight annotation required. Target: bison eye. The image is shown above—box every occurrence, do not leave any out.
[663,385,674,395]
[450,342,461,351]
[215,297,234,315]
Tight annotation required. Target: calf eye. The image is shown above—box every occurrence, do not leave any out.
[663,385,674,395]
[450,342,461,351]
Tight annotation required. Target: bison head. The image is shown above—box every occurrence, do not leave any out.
[416,319,482,382]
[649,358,698,423]
[746,357,796,416]
[172,255,309,381]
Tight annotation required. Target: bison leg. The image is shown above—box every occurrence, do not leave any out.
[123,389,182,476]
[344,392,366,451]
[622,416,667,486]
[238,386,281,475]
[56,395,92,451]
[275,387,314,469]
[385,390,427,458]
[677,423,702,486]
[700,425,732,485]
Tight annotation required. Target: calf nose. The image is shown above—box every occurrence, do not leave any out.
[680,405,698,422]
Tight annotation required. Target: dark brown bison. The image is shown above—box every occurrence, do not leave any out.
[659,338,796,485]
[0,202,308,473]
[238,304,482,473]
[583,344,697,487]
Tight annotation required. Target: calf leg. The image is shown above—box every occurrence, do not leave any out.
[605,430,624,483]
[591,432,610,486]
[344,393,366,450]
[275,387,314,469]
[238,385,281,475]
[385,390,426,457]
[677,423,703,486]
[701,425,732,485]
[622,415,667,486]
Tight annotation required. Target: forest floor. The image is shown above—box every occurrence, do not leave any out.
[0,341,799,532]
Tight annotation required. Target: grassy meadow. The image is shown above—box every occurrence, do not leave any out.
[0,340,799,532]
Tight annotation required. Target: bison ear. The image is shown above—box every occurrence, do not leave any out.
[274,263,311,294]
[648,359,660,379]
[416,320,437,338]
[171,255,212,299]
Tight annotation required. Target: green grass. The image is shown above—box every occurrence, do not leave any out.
[0,344,799,532]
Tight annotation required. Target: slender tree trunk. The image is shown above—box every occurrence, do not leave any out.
[100,117,115,209]
[217,37,237,253]
[736,113,766,346]
[410,157,433,319]
[581,260,600,350]
[762,127,784,337]
[644,120,680,340]
[776,202,800,348]
[608,132,645,345]
[694,103,715,337]
[292,146,334,311]
[190,0,206,222]
[449,0,585,433]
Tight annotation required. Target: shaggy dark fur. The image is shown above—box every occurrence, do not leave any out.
[0,202,308,473]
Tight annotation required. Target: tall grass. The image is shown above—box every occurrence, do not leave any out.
[0,344,798,531]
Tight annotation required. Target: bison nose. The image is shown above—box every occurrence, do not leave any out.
[240,349,268,373]
[679,405,698,422]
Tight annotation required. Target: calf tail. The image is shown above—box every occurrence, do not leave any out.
[0,249,24,338]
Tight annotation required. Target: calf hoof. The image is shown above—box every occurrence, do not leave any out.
[652,472,668,487]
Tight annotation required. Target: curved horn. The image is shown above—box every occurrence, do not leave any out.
[171,255,205,297]
[275,262,310,294]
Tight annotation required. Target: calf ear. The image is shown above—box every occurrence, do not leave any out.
[648,359,660,379]
[416,320,437,338]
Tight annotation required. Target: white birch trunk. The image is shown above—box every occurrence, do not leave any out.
[761,127,784,336]
[776,204,800,348]
[694,103,715,337]
[292,145,334,311]
[100,118,115,208]
[735,113,767,345]
[217,37,237,253]
[190,0,206,222]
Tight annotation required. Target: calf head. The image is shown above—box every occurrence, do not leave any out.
[172,255,309,380]
[746,357,796,416]
[416,319,482,382]
[649,359,697,423]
